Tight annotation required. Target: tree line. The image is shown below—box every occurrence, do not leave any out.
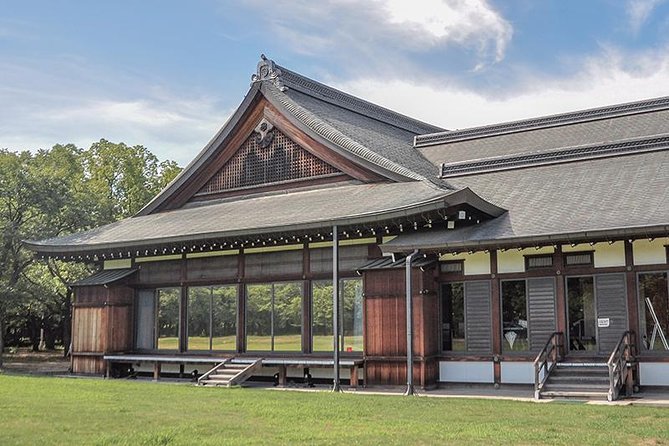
[0,139,181,367]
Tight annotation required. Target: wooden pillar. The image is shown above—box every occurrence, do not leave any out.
[554,246,567,337]
[153,362,161,381]
[278,365,287,386]
[179,254,188,353]
[624,241,640,350]
[490,250,501,385]
[237,249,246,353]
[302,243,312,353]
[332,225,341,392]
[350,365,359,389]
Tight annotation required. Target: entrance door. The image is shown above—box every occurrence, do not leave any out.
[566,274,629,355]
[566,276,597,353]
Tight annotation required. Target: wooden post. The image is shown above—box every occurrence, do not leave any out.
[237,249,246,353]
[278,365,287,387]
[490,250,501,385]
[624,241,640,351]
[332,225,341,392]
[153,362,161,381]
[554,246,566,340]
[350,365,359,389]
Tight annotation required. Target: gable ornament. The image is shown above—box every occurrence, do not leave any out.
[251,54,287,91]
[254,118,275,149]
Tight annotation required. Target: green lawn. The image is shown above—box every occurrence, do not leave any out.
[0,375,668,445]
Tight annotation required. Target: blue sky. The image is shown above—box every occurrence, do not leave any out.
[2,0,669,165]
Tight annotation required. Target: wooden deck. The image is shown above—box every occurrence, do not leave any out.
[103,354,364,388]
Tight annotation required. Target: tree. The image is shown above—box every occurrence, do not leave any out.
[0,140,181,368]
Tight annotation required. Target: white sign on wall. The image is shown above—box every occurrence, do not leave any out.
[597,318,610,328]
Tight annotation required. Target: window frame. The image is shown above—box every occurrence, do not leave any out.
[500,279,530,354]
[637,270,669,355]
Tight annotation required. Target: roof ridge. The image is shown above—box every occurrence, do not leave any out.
[262,82,430,183]
[439,133,669,178]
[416,95,669,147]
[276,65,443,135]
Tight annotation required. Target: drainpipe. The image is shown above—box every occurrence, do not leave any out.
[405,249,419,396]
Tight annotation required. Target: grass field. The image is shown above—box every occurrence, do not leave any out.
[0,375,668,445]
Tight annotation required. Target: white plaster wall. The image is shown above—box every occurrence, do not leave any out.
[497,247,554,274]
[103,259,132,270]
[500,362,534,384]
[633,238,669,266]
[439,361,494,383]
[593,242,626,268]
[639,363,669,386]
[440,252,491,275]
[561,242,626,268]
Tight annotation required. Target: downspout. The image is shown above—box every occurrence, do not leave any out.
[404,249,419,396]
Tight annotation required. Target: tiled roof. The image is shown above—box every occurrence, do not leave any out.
[383,149,669,252]
[25,181,475,255]
[439,134,669,178]
[70,268,137,287]
[418,106,669,166]
[415,95,669,147]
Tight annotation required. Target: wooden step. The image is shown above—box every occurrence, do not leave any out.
[547,375,609,384]
[541,390,609,399]
[543,383,609,392]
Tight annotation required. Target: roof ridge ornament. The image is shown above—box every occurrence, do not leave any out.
[251,54,287,91]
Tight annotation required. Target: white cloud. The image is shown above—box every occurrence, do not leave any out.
[627,0,666,32]
[380,0,512,63]
[0,59,231,165]
[239,0,512,72]
[335,46,669,130]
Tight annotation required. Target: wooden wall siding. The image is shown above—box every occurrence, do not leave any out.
[244,250,303,278]
[186,255,238,281]
[310,245,370,275]
[528,277,557,351]
[138,260,182,284]
[105,305,132,352]
[72,357,105,374]
[196,129,341,195]
[595,273,628,354]
[364,268,440,386]
[464,281,492,352]
[72,307,103,353]
[75,286,108,305]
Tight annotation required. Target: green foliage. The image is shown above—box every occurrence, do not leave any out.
[0,140,181,361]
[1,375,669,445]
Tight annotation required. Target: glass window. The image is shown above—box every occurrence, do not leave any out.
[441,283,464,351]
[312,279,363,353]
[187,285,237,351]
[639,272,669,351]
[246,282,302,352]
[501,280,529,352]
[157,287,180,350]
[567,276,596,352]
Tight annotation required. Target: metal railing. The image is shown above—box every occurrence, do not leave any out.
[533,332,564,399]
[607,331,636,402]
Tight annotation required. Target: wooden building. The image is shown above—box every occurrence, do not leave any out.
[26,56,669,400]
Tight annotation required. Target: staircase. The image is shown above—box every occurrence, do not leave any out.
[539,362,610,400]
[197,359,262,387]
[534,331,638,401]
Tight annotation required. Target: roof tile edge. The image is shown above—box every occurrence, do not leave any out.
[416,95,669,147]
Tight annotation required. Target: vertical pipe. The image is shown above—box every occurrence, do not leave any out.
[405,249,419,396]
[332,225,341,392]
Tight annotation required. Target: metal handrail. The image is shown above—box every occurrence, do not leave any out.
[607,331,636,401]
[533,332,564,399]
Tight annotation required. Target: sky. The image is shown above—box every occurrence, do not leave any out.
[2,0,669,166]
